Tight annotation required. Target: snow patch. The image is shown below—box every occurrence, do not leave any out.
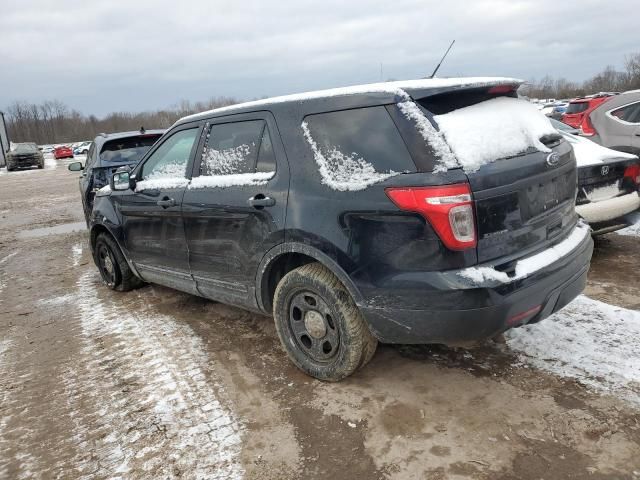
[616,212,640,236]
[562,131,638,167]
[585,182,620,202]
[201,143,255,175]
[397,101,458,173]
[189,171,274,189]
[576,192,640,224]
[434,97,558,172]
[459,222,590,285]
[301,121,397,191]
[507,295,640,404]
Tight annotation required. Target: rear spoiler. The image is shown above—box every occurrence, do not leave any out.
[403,80,524,102]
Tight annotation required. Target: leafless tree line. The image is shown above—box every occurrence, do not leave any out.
[3,97,238,145]
[520,53,640,100]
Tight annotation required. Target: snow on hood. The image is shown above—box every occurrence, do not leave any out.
[433,97,558,172]
[560,131,638,167]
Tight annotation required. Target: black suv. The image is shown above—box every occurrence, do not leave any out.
[88,78,594,381]
[68,129,164,224]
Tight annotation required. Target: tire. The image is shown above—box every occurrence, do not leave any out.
[273,262,377,381]
[93,233,143,292]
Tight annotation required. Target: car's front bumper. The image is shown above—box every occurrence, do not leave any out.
[358,227,594,345]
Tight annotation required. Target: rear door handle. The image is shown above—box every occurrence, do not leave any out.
[157,197,176,208]
[248,195,275,208]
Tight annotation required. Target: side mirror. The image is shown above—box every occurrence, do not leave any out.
[68,162,84,171]
[111,171,133,191]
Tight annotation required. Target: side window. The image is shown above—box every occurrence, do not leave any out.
[85,143,96,169]
[303,106,415,173]
[140,128,198,180]
[200,120,276,176]
[611,102,640,123]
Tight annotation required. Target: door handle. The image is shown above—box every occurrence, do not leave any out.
[248,194,275,208]
[157,197,176,208]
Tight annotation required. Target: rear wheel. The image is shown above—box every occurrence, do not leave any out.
[273,263,377,381]
[93,233,143,291]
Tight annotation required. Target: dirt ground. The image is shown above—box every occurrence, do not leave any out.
[1,158,639,480]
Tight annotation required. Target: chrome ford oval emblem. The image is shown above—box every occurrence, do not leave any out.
[546,152,560,167]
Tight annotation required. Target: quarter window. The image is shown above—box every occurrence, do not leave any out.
[140,128,198,180]
[303,106,415,173]
[611,102,640,123]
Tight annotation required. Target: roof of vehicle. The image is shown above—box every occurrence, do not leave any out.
[92,129,165,151]
[591,89,640,112]
[176,77,523,125]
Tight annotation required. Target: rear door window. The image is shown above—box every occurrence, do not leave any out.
[302,106,415,173]
[565,102,589,114]
[200,120,266,176]
[610,102,640,123]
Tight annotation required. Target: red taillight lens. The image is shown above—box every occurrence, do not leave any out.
[624,164,640,186]
[385,184,477,250]
[580,114,596,136]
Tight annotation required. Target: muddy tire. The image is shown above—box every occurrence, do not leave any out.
[93,233,143,292]
[273,262,377,381]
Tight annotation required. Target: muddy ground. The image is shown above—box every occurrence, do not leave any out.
[0,158,639,480]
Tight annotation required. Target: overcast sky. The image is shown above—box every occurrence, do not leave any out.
[1,0,638,116]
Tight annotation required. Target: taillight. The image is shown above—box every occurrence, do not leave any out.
[385,184,477,250]
[624,164,640,186]
[580,114,596,136]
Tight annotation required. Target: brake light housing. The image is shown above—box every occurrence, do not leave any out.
[580,114,597,136]
[385,184,477,250]
[624,164,640,186]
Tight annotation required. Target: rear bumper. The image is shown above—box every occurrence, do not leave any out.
[359,226,594,344]
[576,192,640,230]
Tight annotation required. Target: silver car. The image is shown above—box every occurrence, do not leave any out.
[587,90,640,156]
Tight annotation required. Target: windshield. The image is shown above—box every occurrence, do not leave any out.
[99,135,161,163]
[13,143,38,153]
[565,102,589,114]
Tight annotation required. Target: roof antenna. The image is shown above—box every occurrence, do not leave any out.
[428,40,455,79]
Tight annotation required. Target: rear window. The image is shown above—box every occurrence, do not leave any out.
[565,102,589,114]
[100,135,161,163]
[302,106,415,174]
[610,102,640,123]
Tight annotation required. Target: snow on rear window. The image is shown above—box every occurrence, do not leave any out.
[433,97,558,173]
[397,101,458,173]
[301,121,398,192]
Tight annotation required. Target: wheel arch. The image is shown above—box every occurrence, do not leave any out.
[89,223,142,278]
[256,242,363,315]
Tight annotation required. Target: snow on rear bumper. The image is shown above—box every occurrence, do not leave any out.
[457,221,591,288]
[575,192,640,224]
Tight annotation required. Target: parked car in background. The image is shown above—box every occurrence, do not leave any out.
[54,145,74,159]
[40,145,54,154]
[551,118,640,234]
[584,90,640,155]
[562,94,615,129]
[74,141,92,155]
[87,78,593,381]
[68,128,164,224]
[5,142,44,171]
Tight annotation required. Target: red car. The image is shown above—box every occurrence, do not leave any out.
[53,145,74,159]
[561,95,614,129]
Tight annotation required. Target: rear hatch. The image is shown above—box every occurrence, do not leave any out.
[414,87,579,266]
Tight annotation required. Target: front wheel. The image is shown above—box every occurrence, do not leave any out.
[93,233,143,291]
[273,263,377,381]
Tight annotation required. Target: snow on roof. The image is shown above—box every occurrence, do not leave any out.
[180,77,522,123]
[560,131,638,167]
[434,97,558,172]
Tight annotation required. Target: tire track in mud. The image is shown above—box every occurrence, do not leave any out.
[1,267,246,479]
[63,271,245,478]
